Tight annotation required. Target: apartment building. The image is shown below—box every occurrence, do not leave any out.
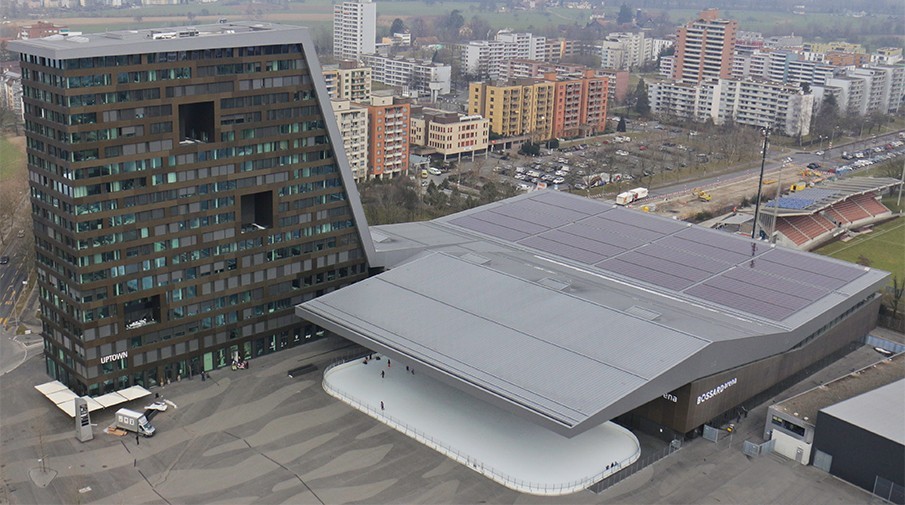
[649,78,813,136]
[322,61,372,102]
[8,23,374,395]
[503,60,628,103]
[468,80,555,141]
[673,9,738,84]
[872,48,903,65]
[359,54,451,100]
[19,21,68,39]
[460,30,546,80]
[732,50,834,87]
[599,31,672,71]
[549,70,608,139]
[820,65,905,116]
[409,107,489,160]
[332,99,370,181]
[333,0,377,60]
[0,70,23,123]
[367,90,410,179]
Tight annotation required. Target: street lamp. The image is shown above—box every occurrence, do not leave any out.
[752,127,771,240]
[829,125,839,154]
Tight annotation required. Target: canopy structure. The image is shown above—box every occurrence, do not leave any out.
[35,381,151,417]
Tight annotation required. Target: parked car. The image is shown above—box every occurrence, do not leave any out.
[0,256,8,265]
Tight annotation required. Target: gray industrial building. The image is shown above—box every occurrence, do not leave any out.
[297,190,889,437]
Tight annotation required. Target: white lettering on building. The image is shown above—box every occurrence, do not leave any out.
[696,378,737,405]
[662,393,678,403]
[100,351,128,364]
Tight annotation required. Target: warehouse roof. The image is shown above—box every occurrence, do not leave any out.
[297,190,889,435]
[821,378,905,445]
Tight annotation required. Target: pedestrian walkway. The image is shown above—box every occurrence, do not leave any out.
[324,356,641,496]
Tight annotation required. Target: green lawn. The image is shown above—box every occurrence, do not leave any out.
[0,136,24,183]
[815,217,905,285]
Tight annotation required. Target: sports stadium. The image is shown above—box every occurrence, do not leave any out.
[296,189,889,492]
[759,177,901,250]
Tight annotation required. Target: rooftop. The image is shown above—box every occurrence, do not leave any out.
[820,378,905,445]
[298,191,889,436]
[773,353,905,427]
[7,21,306,59]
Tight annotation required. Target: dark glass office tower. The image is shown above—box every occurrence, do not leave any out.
[9,22,375,395]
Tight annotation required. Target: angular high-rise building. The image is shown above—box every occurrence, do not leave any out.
[673,9,738,84]
[333,0,377,61]
[9,22,375,396]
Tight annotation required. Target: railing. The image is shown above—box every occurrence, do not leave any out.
[587,438,682,493]
[322,357,641,496]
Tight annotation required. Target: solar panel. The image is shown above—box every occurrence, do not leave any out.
[581,216,664,243]
[656,236,750,265]
[761,248,866,282]
[470,210,551,235]
[492,199,586,228]
[560,222,650,250]
[685,283,797,320]
[698,275,811,312]
[677,227,766,256]
[721,266,828,301]
[448,216,530,242]
[612,250,712,283]
[635,243,727,274]
[599,207,686,235]
[522,228,626,259]
[531,190,608,215]
[747,257,847,290]
[597,258,696,291]
[518,235,609,264]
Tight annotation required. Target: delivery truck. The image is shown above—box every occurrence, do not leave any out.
[615,187,649,205]
[115,408,156,437]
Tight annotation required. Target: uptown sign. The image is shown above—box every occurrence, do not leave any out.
[100,351,128,364]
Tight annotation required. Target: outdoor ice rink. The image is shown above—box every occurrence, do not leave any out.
[323,355,641,495]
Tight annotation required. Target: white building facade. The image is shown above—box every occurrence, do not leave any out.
[333,0,377,60]
[331,99,370,182]
[360,54,451,100]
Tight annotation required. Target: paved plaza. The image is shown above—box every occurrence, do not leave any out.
[0,331,887,504]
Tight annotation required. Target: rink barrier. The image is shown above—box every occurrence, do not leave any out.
[322,357,642,496]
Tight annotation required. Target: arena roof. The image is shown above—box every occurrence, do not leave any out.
[764,177,902,216]
[297,190,889,435]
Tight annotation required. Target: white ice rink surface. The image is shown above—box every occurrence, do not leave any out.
[324,357,641,495]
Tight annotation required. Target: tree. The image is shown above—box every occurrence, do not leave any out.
[390,18,406,35]
[519,141,540,156]
[633,79,650,117]
[617,117,627,132]
[616,3,633,25]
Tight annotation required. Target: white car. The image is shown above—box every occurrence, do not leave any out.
[144,400,168,411]
[616,150,629,156]
[427,167,442,175]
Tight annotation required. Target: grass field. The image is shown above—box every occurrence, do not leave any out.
[0,135,25,183]
[815,217,905,285]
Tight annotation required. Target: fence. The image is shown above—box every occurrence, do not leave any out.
[587,438,682,493]
[322,358,641,496]
[742,439,775,458]
[871,476,905,505]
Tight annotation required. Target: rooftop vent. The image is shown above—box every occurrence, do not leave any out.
[370,230,392,243]
[460,253,490,265]
[625,305,661,321]
[538,277,571,291]
[67,36,89,44]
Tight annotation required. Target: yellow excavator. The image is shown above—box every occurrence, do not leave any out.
[692,188,712,202]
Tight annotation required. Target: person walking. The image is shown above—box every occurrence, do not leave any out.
[387,359,391,368]
[381,370,385,379]
[136,433,140,446]
[380,401,385,411]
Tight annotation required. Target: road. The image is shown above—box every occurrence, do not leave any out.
[0,241,30,329]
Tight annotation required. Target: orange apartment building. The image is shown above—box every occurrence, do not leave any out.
[673,9,738,84]
[366,90,410,179]
[547,70,608,139]
[825,51,871,67]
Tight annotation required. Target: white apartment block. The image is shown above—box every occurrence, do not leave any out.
[333,0,377,60]
[659,55,675,79]
[818,65,905,117]
[0,70,23,123]
[649,78,813,136]
[460,30,546,79]
[323,62,372,102]
[599,32,672,71]
[359,54,451,100]
[331,99,370,181]
[732,50,834,87]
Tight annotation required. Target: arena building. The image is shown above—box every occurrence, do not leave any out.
[297,190,889,438]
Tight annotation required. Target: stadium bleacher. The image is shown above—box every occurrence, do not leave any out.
[850,194,891,217]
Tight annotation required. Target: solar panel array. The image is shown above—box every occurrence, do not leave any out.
[446,191,869,322]
[767,188,841,210]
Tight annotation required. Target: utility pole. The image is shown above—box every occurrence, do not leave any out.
[751,127,770,240]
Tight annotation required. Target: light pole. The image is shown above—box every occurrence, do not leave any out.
[829,125,839,155]
[752,127,771,240]
[768,157,792,243]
